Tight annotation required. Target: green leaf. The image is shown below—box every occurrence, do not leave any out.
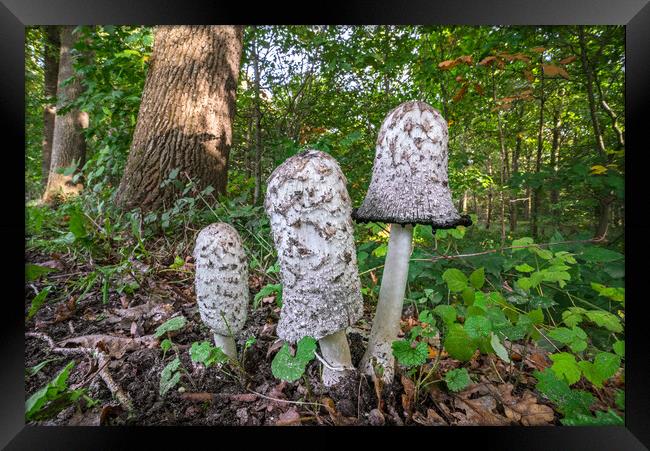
[578,352,620,388]
[68,208,87,239]
[469,267,485,289]
[442,268,468,292]
[160,338,172,353]
[445,368,471,392]
[154,316,187,338]
[490,332,511,363]
[434,305,457,325]
[461,287,475,305]
[392,340,428,367]
[615,390,625,410]
[189,341,228,367]
[464,316,492,340]
[26,361,75,420]
[613,340,625,358]
[550,352,582,385]
[534,368,594,417]
[562,307,586,328]
[253,283,282,308]
[515,263,535,273]
[561,409,624,426]
[271,337,317,382]
[512,237,534,250]
[159,357,181,396]
[585,310,622,333]
[25,264,56,282]
[27,287,51,320]
[578,247,623,263]
[444,324,476,362]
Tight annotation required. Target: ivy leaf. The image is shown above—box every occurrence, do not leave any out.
[490,332,511,363]
[550,352,582,385]
[189,341,228,367]
[469,267,485,289]
[154,316,187,338]
[392,340,428,367]
[159,357,181,396]
[442,269,468,292]
[444,324,476,362]
[271,337,317,382]
[445,368,471,392]
[464,316,492,340]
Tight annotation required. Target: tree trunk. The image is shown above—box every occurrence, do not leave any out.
[492,68,507,244]
[510,104,524,233]
[42,26,88,203]
[549,106,562,211]
[486,160,493,230]
[531,56,545,239]
[251,27,263,205]
[42,25,60,188]
[115,26,243,211]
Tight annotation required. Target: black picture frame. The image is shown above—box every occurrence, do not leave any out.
[4,0,648,448]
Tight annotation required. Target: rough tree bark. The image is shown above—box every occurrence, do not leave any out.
[42,26,88,203]
[42,25,60,188]
[531,54,545,238]
[251,26,263,205]
[115,26,243,211]
[509,103,525,233]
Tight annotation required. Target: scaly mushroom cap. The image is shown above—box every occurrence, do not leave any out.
[352,101,471,228]
[193,223,249,336]
[265,150,363,343]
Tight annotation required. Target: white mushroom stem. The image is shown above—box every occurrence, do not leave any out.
[318,330,355,387]
[360,224,414,383]
[213,333,237,361]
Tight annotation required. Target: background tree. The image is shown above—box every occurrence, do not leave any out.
[114,25,244,211]
[41,25,60,188]
[42,26,89,203]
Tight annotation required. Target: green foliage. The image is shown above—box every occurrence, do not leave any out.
[253,283,283,308]
[27,287,51,320]
[444,324,476,361]
[25,264,56,282]
[442,268,468,292]
[25,361,88,421]
[159,357,182,396]
[189,341,229,367]
[271,337,317,382]
[392,340,428,367]
[577,352,621,388]
[445,368,471,392]
[154,316,187,338]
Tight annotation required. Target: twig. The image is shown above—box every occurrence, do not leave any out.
[245,388,324,408]
[25,331,134,412]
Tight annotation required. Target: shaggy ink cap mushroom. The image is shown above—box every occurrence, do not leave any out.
[354,101,471,383]
[265,149,363,386]
[352,100,471,228]
[193,222,249,360]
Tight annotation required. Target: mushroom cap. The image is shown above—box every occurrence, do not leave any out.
[265,150,363,343]
[352,101,471,228]
[193,222,249,336]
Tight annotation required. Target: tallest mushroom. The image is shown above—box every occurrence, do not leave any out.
[353,101,471,383]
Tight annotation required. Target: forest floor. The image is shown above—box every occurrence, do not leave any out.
[24,247,618,427]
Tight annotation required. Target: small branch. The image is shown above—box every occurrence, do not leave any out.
[313,351,355,372]
[245,388,324,408]
[25,332,134,412]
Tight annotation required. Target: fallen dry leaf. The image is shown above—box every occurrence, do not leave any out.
[59,334,157,359]
[401,375,416,416]
[412,408,447,426]
[497,384,555,426]
[275,408,301,426]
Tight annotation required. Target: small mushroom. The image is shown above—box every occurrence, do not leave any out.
[193,222,249,360]
[264,149,363,387]
[353,101,471,383]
